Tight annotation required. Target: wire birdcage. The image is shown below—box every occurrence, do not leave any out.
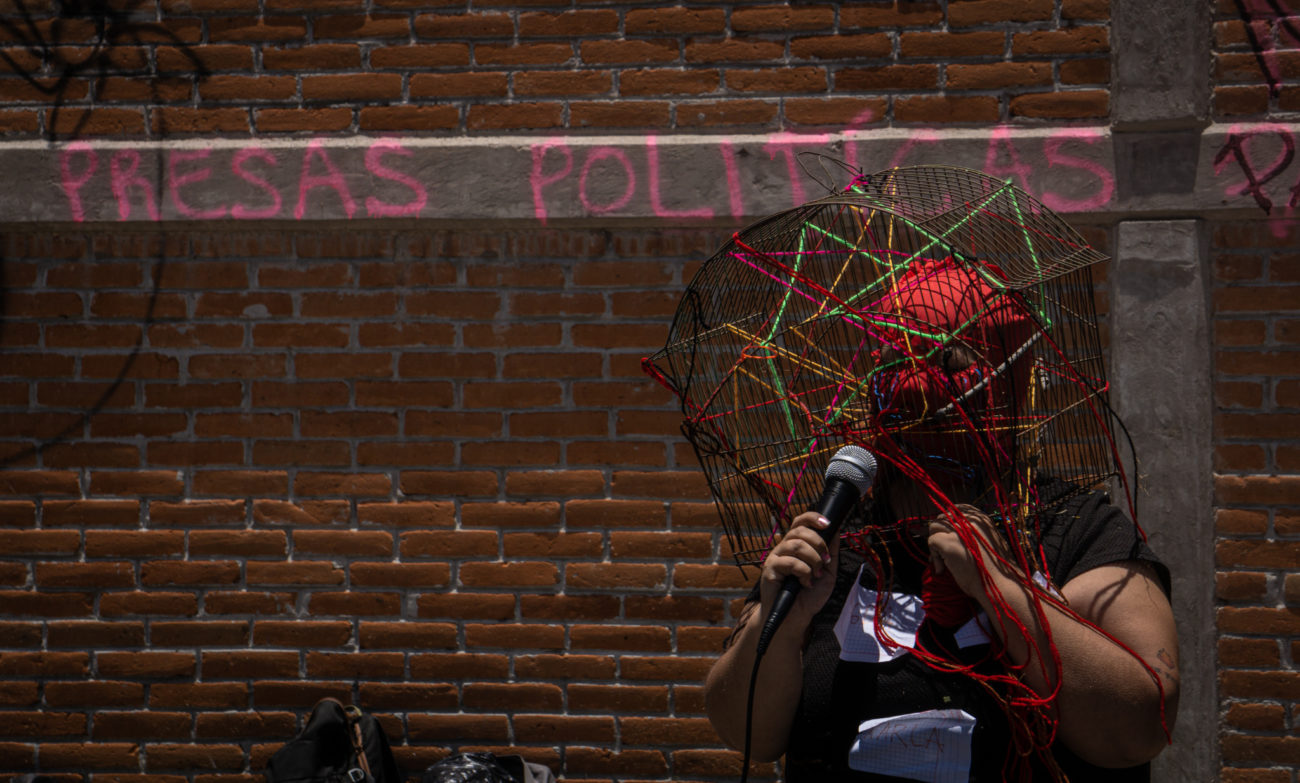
[643,166,1125,568]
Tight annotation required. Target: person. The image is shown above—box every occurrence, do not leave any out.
[702,257,1180,782]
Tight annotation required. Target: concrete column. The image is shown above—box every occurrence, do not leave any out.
[1111,0,1211,130]
[1110,220,1215,783]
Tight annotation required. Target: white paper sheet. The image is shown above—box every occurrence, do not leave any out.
[848,708,977,783]
[833,566,926,662]
[953,612,991,648]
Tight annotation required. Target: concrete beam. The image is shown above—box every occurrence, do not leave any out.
[3,124,1300,226]
[1111,220,1216,783]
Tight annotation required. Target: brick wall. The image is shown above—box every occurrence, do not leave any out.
[0,0,1110,139]
[1210,220,1300,781]
[1212,0,1300,118]
[0,226,802,779]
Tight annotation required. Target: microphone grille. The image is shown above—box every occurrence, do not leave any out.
[824,445,877,494]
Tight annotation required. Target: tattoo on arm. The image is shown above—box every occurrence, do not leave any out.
[1154,647,1180,684]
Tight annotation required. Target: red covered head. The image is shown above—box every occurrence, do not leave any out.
[865,256,1038,475]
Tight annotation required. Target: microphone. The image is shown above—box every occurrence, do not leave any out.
[754,445,877,658]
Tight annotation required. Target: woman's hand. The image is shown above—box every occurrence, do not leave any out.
[926,503,1017,599]
[758,511,841,628]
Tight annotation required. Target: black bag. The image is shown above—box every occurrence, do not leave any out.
[266,698,404,783]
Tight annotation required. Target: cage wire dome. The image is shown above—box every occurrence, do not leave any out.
[643,165,1133,572]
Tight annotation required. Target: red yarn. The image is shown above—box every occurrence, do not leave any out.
[921,563,977,628]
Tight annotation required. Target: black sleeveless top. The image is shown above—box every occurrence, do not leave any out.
[751,488,1171,783]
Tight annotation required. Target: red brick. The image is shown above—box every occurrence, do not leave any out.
[566,563,666,590]
[203,651,299,679]
[500,532,600,559]
[519,9,617,36]
[950,0,1053,25]
[684,38,784,64]
[253,620,350,647]
[263,43,362,70]
[1217,571,1269,602]
[571,100,671,128]
[193,470,289,496]
[294,472,392,496]
[516,654,614,680]
[35,742,140,767]
[516,70,612,97]
[463,382,564,409]
[209,16,308,41]
[151,621,249,647]
[786,97,887,126]
[36,561,134,588]
[0,470,79,495]
[1012,27,1109,55]
[626,7,724,34]
[44,681,144,707]
[247,561,343,585]
[150,500,247,527]
[196,711,297,739]
[359,501,457,528]
[407,713,510,742]
[571,624,671,651]
[678,99,779,127]
[619,716,716,746]
[414,12,513,38]
[358,323,457,347]
[565,747,668,776]
[152,107,252,135]
[205,591,295,614]
[515,714,616,743]
[253,681,352,708]
[400,530,497,558]
[190,530,285,557]
[93,710,190,739]
[100,590,198,617]
[411,653,509,681]
[581,39,678,65]
[45,106,146,136]
[85,530,184,558]
[1010,91,1110,119]
[397,352,495,378]
[416,592,513,620]
[473,439,574,469]
[294,530,393,557]
[459,561,559,588]
[97,645,195,676]
[620,68,719,96]
[194,291,292,318]
[358,621,456,649]
[253,499,349,527]
[313,13,410,39]
[409,72,509,98]
[896,95,1001,123]
[463,681,563,710]
[520,594,621,621]
[252,441,351,467]
[141,560,240,586]
[673,563,751,589]
[791,33,892,60]
[371,43,472,67]
[1218,607,1300,636]
[900,31,1005,58]
[1061,57,1110,85]
[307,652,405,679]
